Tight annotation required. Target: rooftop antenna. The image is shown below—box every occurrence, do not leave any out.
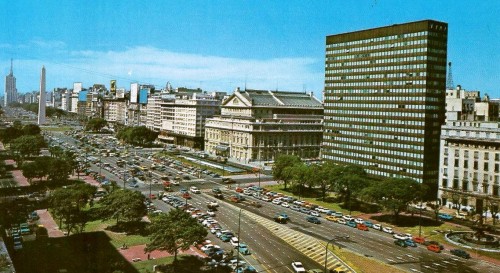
[446,62,454,89]
[244,75,247,91]
[10,58,13,75]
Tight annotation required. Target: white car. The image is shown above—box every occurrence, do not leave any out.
[207,210,215,217]
[272,199,282,205]
[393,233,411,240]
[342,215,353,221]
[354,218,364,224]
[230,236,239,248]
[336,218,347,225]
[310,211,320,217]
[372,224,382,231]
[382,227,394,234]
[171,180,179,185]
[190,186,201,194]
[207,201,219,207]
[291,261,306,273]
[281,202,290,208]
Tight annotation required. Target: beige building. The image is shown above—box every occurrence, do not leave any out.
[204,88,323,163]
[438,86,500,216]
[102,98,127,124]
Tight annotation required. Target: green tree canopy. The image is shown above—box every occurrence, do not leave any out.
[145,209,207,266]
[116,126,158,146]
[272,154,302,189]
[362,177,423,222]
[99,189,147,224]
[85,117,108,132]
[22,123,41,135]
[49,183,97,235]
[10,135,46,159]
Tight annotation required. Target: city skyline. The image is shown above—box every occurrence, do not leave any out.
[1,1,499,99]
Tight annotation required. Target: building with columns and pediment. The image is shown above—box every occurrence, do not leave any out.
[204,88,324,164]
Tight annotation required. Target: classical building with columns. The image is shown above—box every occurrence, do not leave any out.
[204,88,323,163]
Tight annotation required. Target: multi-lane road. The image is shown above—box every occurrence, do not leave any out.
[48,131,499,273]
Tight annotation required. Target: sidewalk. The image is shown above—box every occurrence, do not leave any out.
[36,209,65,238]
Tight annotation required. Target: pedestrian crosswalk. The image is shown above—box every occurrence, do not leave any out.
[239,208,352,272]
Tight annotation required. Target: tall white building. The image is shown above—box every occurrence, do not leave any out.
[37,66,46,125]
[438,86,500,217]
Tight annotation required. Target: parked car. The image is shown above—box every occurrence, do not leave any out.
[438,213,453,220]
[238,243,251,255]
[382,227,394,234]
[372,224,382,231]
[393,233,411,240]
[346,221,357,228]
[455,212,468,220]
[423,241,444,250]
[413,236,425,244]
[450,249,471,259]
[363,220,373,228]
[230,237,239,248]
[325,215,337,222]
[336,218,347,225]
[356,223,369,231]
[404,239,417,247]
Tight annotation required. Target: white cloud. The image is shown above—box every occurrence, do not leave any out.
[12,45,325,99]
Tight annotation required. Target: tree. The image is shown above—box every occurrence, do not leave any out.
[116,126,158,146]
[310,162,337,201]
[49,184,97,235]
[99,189,147,224]
[22,123,41,136]
[21,160,47,183]
[10,135,46,160]
[46,157,73,182]
[272,154,301,189]
[145,209,207,268]
[85,118,107,132]
[48,145,64,158]
[362,177,423,223]
[333,164,369,213]
[0,126,22,143]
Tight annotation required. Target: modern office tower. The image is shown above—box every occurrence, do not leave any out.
[38,66,46,125]
[4,59,17,107]
[322,20,448,193]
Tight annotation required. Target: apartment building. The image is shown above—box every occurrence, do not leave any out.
[204,88,323,163]
[322,20,448,193]
[438,87,500,213]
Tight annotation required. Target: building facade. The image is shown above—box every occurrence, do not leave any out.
[322,20,448,193]
[4,59,17,107]
[205,89,323,163]
[438,87,500,215]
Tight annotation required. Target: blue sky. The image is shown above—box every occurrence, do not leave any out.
[1,1,499,99]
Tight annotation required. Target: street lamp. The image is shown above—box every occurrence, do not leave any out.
[236,208,242,272]
[324,238,336,273]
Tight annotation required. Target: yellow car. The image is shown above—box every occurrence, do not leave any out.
[325,215,337,222]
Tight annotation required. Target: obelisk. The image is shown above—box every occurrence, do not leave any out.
[38,66,46,125]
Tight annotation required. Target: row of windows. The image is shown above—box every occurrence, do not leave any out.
[327,39,429,54]
[323,148,424,168]
[325,128,424,143]
[325,142,424,159]
[326,80,444,87]
[325,109,427,117]
[326,64,427,73]
[325,88,443,97]
[327,46,431,61]
[331,136,422,151]
[326,31,430,49]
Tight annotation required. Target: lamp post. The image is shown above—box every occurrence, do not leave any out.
[236,208,242,272]
[324,238,336,273]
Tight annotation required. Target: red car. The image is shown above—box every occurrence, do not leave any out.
[235,187,244,193]
[427,244,441,253]
[149,194,157,199]
[182,193,191,199]
[356,223,369,231]
[413,237,425,244]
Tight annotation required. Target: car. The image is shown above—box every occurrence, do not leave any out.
[249,201,262,208]
[310,211,320,217]
[413,236,425,244]
[393,233,411,240]
[450,249,471,259]
[346,221,356,228]
[274,215,288,224]
[214,193,224,199]
[354,218,364,224]
[277,213,290,221]
[207,201,219,207]
[394,239,407,247]
[29,211,40,220]
[272,199,282,205]
[128,182,139,188]
[290,205,301,211]
[334,212,343,217]
[190,186,201,194]
[336,218,347,225]
[291,262,306,273]
[212,188,222,194]
[220,234,232,242]
[382,227,394,234]
[363,220,373,228]
[148,194,157,200]
[423,241,444,250]
[238,243,251,255]
[372,224,382,231]
[427,244,441,253]
[13,241,22,250]
[342,215,353,221]
[438,213,453,220]
[182,193,191,199]
[230,237,239,248]
[207,210,215,217]
[300,208,311,214]
[235,187,244,193]
[404,239,417,247]
[325,215,337,222]
[356,223,369,231]
[281,202,290,208]
[306,216,321,224]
